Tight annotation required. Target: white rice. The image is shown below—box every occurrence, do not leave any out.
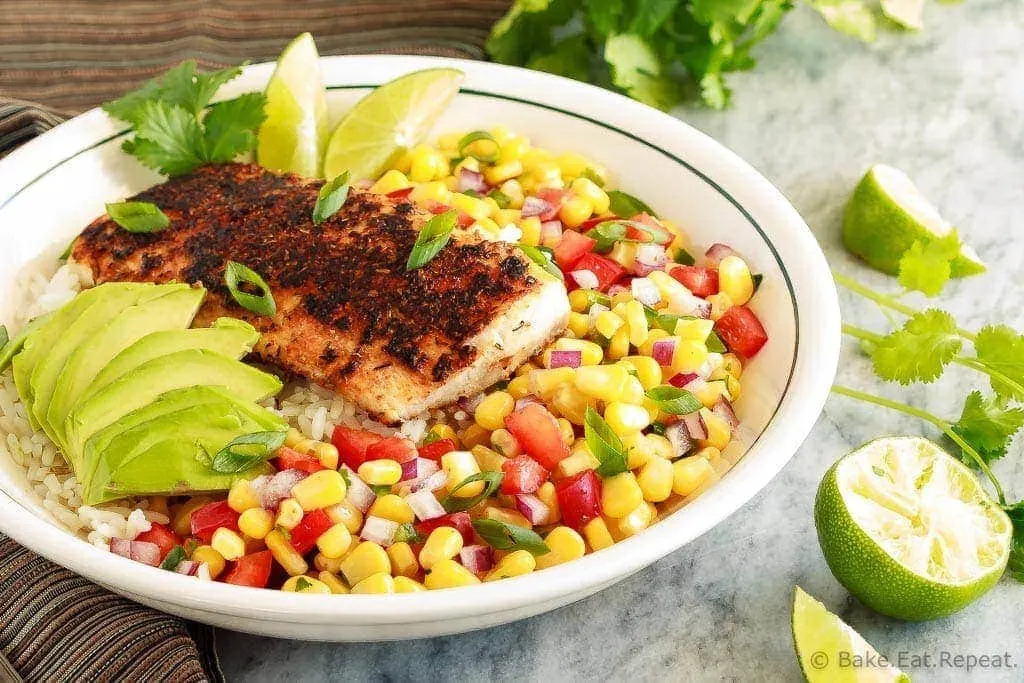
[0,257,437,549]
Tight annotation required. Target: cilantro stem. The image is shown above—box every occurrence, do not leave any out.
[830,384,1005,504]
[841,323,884,344]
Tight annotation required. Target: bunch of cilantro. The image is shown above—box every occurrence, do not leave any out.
[832,231,1024,582]
[486,0,925,110]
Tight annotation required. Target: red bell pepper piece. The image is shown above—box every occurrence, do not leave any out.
[500,455,549,495]
[223,550,273,588]
[417,438,457,462]
[553,230,597,271]
[570,252,626,292]
[415,512,474,546]
[289,509,334,555]
[190,501,240,544]
[504,403,570,471]
[670,266,719,298]
[332,425,384,470]
[714,305,768,358]
[134,522,181,561]
[555,469,603,530]
[276,446,325,474]
[365,436,418,464]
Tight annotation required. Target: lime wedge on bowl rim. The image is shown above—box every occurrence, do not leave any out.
[843,164,985,277]
[815,437,1011,621]
[322,68,464,181]
[257,32,329,178]
[792,587,910,683]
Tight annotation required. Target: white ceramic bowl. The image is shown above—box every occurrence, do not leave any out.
[0,55,840,641]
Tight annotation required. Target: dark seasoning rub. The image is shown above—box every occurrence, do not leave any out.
[73,163,539,390]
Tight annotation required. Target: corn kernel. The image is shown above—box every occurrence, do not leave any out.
[358,460,403,487]
[529,367,576,399]
[619,356,662,390]
[638,328,670,357]
[601,472,644,518]
[364,495,412,526]
[172,496,212,537]
[617,501,657,538]
[394,576,428,593]
[707,292,734,321]
[386,541,419,578]
[693,379,731,408]
[437,131,463,151]
[570,177,610,214]
[574,364,629,401]
[726,375,742,401]
[607,326,630,360]
[425,559,481,589]
[225,479,260,514]
[324,500,363,535]
[410,180,450,205]
[617,376,646,404]
[551,419,573,448]
[441,451,483,497]
[485,549,536,581]
[284,428,305,448]
[482,160,522,186]
[558,195,594,228]
[192,545,226,579]
[370,169,410,195]
[238,507,274,540]
[490,428,522,458]
[500,179,525,208]
[536,481,561,522]
[582,517,615,552]
[567,312,590,337]
[291,469,347,511]
[718,255,754,305]
[314,551,346,574]
[409,145,447,182]
[210,527,245,561]
[722,353,743,379]
[474,391,515,431]
[280,575,331,594]
[311,523,352,560]
[674,317,715,342]
[624,301,649,348]
[637,457,673,502]
[501,376,528,402]
[673,455,714,496]
[419,527,464,570]
[549,337,603,366]
[556,151,591,177]
[604,403,651,436]
[621,432,652,469]
[340,541,390,586]
[450,193,490,222]
[351,572,396,594]
[314,442,339,469]
[672,340,709,373]
[607,241,637,270]
[484,506,533,529]
[556,449,600,479]
[646,434,674,460]
[460,424,491,450]
[551,384,590,425]
[535,526,586,570]
[427,423,459,445]
[517,215,541,246]
[594,311,624,339]
[266,529,309,576]
[699,408,733,450]
[318,571,350,594]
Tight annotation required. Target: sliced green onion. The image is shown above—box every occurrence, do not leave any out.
[706,330,728,353]
[406,210,457,270]
[584,291,612,309]
[607,190,657,219]
[518,244,564,281]
[674,247,696,265]
[645,386,703,415]
[394,522,425,544]
[442,471,503,512]
[211,430,287,473]
[581,167,606,187]
[160,545,187,571]
[106,200,170,234]
[312,170,350,226]
[225,260,277,317]
[371,484,393,497]
[472,519,550,556]
[488,189,511,209]
[458,130,501,163]
[584,406,628,478]
[589,221,627,253]
[752,273,764,294]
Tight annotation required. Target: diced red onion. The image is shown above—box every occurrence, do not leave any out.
[668,372,698,388]
[652,338,677,365]
[631,277,661,306]
[458,393,485,414]
[411,469,449,493]
[514,493,550,525]
[515,395,543,411]
[403,457,439,485]
[540,220,563,244]
[633,244,667,276]
[459,545,494,575]
[174,560,200,576]
[110,537,132,559]
[665,422,695,459]
[405,488,447,521]
[681,411,708,440]
[705,243,738,267]
[570,269,599,290]
[342,465,376,512]
[521,196,554,218]
[400,459,418,481]
[361,515,399,547]
[111,539,161,567]
[549,350,582,369]
[713,397,740,429]
[255,469,308,510]
[457,168,488,194]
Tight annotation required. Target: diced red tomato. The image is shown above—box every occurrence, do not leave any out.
[424,201,474,228]
[670,266,719,298]
[553,230,596,271]
[289,509,334,555]
[223,550,273,588]
[386,187,414,200]
[500,455,549,495]
[569,252,626,292]
[365,436,417,464]
[536,188,569,220]
[332,425,384,470]
[504,403,570,470]
[415,512,474,545]
[190,501,240,543]
[275,446,325,474]
[714,305,769,358]
[579,215,618,232]
[417,438,457,462]
[134,522,181,561]
[555,469,602,530]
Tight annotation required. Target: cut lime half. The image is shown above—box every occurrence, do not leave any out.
[792,587,910,683]
[843,164,984,277]
[323,68,464,181]
[257,32,329,178]
[815,437,1011,621]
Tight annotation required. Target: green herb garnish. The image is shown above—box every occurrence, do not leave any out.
[607,190,656,219]
[371,484,392,497]
[225,260,277,317]
[472,519,550,556]
[407,210,458,270]
[488,189,511,208]
[706,330,728,354]
[421,430,442,446]
[584,406,628,478]
[105,201,170,234]
[674,247,696,266]
[338,468,352,488]
[582,290,612,309]
[312,170,350,226]
[645,386,702,415]
[59,239,76,261]
[160,545,187,571]
[442,471,504,512]
[751,273,764,294]
[394,522,425,544]
[588,221,627,253]
[211,430,287,473]
[581,168,605,187]
[457,130,501,163]
[518,244,564,281]
[295,577,313,592]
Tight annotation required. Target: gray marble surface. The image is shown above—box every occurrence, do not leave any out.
[220,2,1024,680]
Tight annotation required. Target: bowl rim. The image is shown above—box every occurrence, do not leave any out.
[0,54,841,627]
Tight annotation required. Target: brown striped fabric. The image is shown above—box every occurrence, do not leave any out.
[0,535,223,682]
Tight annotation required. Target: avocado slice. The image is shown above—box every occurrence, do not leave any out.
[45,286,206,450]
[0,312,53,373]
[84,318,260,401]
[65,348,282,458]
[12,283,155,425]
[28,283,176,440]
[84,401,282,504]
[79,385,285,496]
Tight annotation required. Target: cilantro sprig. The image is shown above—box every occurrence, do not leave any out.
[103,60,266,177]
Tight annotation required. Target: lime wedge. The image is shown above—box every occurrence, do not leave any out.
[323,68,464,181]
[881,0,924,30]
[815,437,1011,621]
[792,587,910,683]
[257,32,329,178]
[843,164,985,277]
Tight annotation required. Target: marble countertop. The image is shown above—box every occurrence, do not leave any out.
[221,2,1024,680]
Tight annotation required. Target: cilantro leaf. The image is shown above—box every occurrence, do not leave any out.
[604,34,681,111]
[485,0,579,66]
[527,35,593,82]
[897,232,960,297]
[203,92,267,163]
[950,391,1024,465]
[122,101,206,176]
[162,62,245,117]
[973,324,1024,402]
[630,0,682,36]
[1005,502,1024,583]
[870,309,962,384]
[805,0,877,42]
